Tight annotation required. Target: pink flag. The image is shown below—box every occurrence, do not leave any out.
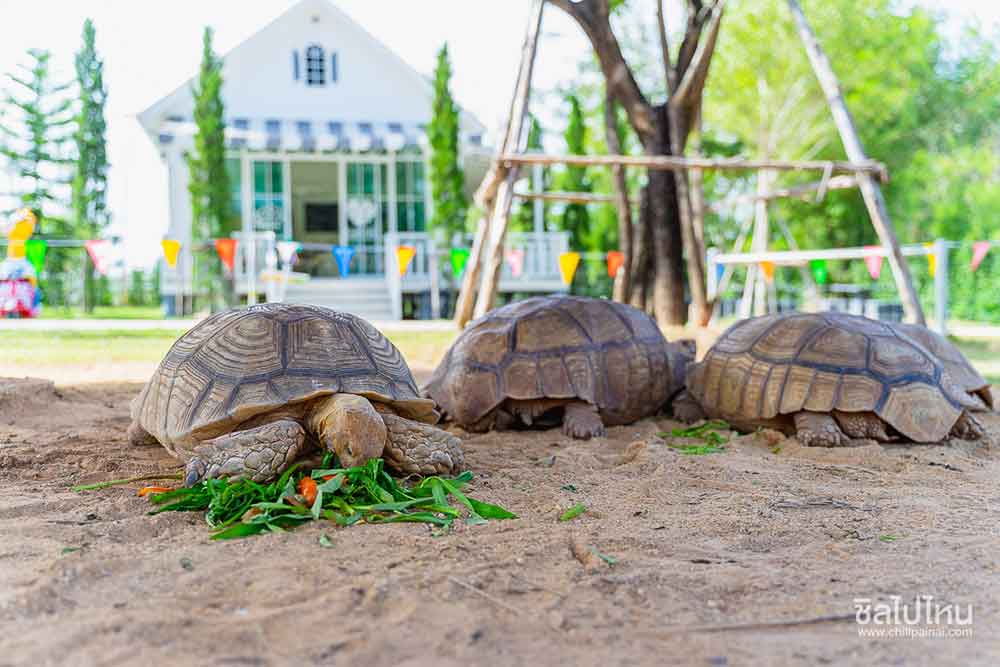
[971,241,991,271]
[505,248,525,278]
[863,245,883,280]
[85,239,114,276]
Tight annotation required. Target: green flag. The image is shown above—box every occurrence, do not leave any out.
[810,259,828,285]
[450,248,470,278]
[25,239,47,275]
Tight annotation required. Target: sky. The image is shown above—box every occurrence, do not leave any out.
[0,0,998,267]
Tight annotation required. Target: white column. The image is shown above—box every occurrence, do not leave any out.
[532,163,544,233]
[387,153,398,234]
[282,156,292,241]
[338,155,348,251]
[933,238,948,336]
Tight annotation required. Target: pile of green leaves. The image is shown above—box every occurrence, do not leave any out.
[146,456,516,540]
[661,420,730,455]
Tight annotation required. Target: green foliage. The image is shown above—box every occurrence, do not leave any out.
[428,43,467,239]
[559,95,591,251]
[128,269,150,306]
[73,19,111,312]
[187,27,231,310]
[512,115,547,232]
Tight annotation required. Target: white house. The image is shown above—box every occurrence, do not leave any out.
[139,0,568,319]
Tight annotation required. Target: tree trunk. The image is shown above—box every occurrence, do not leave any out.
[604,93,632,303]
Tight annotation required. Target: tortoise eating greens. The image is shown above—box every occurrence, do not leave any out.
[425,295,694,439]
[677,312,992,446]
[127,304,463,485]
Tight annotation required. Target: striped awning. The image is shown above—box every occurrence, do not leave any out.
[156,117,484,152]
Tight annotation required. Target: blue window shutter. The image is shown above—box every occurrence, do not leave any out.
[293,50,300,80]
[331,53,338,82]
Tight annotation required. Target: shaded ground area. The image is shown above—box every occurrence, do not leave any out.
[1,377,998,665]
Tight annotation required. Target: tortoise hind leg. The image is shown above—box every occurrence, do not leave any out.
[793,411,848,447]
[833,411,893,441]
[126,421,158,446]
[563,401,606,440]
[184,419,307,486]
[950,411,985,441]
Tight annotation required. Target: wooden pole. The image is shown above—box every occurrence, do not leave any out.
[786,0,925,325]
[453,0,544,327]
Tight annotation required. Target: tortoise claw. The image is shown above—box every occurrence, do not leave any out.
[184,459,206,487]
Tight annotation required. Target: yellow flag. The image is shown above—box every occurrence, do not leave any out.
[760,260,776,282]
[397,245,417,277]
[161,239,181,268]
[558,251,581,286]
[7,208,36,259]
[924,242,936,277]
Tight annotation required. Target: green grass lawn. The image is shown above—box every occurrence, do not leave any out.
[38,306,168,320]
[951,337,1000,385]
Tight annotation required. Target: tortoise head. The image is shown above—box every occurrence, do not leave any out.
[668,338,697,394]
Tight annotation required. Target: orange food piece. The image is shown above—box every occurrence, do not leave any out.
[298,476,318,505]
[137,486,172,497]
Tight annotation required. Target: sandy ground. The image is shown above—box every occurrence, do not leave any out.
[2,372,1000,666]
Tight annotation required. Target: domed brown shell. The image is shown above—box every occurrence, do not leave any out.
[686,312,988,442]
[425,295,689,427]
[131,304,436,454]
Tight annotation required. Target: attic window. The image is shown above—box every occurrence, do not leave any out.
[305,45,325,86]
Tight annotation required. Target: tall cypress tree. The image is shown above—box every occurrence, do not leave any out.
[73,19,110,312]
[187,27,230,309]
[512,115,546,232]
[560,94,591,251]
[0,48,74,305]
[428,43,467,240]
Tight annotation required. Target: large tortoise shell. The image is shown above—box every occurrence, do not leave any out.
[686,312,990,442]
[131,304,436,450]
[425,295,688,427]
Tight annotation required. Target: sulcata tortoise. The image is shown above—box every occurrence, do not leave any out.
[127,304,463,485]
[425,295,693,439]
[678,312,992,446]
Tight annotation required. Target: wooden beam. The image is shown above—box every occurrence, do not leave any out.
[512,189,640,205]
[707,174,857,212]
[786,0,925,325]
[499,152,888,180]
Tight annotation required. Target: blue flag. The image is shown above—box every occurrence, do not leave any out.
[333,245,355,277]
[715,262,725,284]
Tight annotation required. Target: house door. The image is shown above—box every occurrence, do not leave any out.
[345,162,389,275]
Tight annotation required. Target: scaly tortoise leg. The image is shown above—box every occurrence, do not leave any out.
[126,421,158,446]
[793,411,848,448]
[562,401,606,440]
[379,411,464,476]
[184,419,307,486]
[833,410,892,441]
[950,411,985,441]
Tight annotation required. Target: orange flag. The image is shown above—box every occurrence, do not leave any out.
[606,250,624,279]
[760,261,776,282]
[397,245,417,276]
[161,239,181,268]
[215,238,238,272]
[558,251,581,286]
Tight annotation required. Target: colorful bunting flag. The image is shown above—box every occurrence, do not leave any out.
[505,248,525,278]
[810,259,828,285]
[215,238,238,273]
[863,246,883,280]
[6,208,36,259]
[449,248,470,278]
[606,250,624,279]
[715,262,725,285]
[332,245,355,277]
[84,239,114,276]
[760,261,775,283]
[558,251,580,286]
[24,238,47,274]
[276,241,300,266]
[397,245,417,277]
[923,242,936,277]
[971,241,990,271]
[161,239,181,269]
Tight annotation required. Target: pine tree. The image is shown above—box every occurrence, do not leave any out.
[0,48,75,306]
[187,27,231,309]
[560,95,591,251]
[428,43,467,240]
[73,19,110,312]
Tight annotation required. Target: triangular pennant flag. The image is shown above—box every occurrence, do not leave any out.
[397,245,417,277]
[332,246,355,277]
[215,238,238,273]
[558,251,581,286]
[505,248,525,278]
[760,260,775,283]
[276,241,300,266]
[971,241,990,271]
[6,209,36,259]
[715,262,725,285]
[606,250,624,279]
[24,239,47,275]
[85,239,114,276]
[810,259,828,285]
[161,239,181,269]
[923,242,936,277]
[863,246,883,280]
[449,248,470,278]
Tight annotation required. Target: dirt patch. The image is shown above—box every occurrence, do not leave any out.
[1,377,998,665]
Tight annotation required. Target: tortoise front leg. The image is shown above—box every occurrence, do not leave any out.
[380,411,464,476]
[184,420,307,486]
[793,411,848,447]
[950,411,985,441]
[562,401,606,440]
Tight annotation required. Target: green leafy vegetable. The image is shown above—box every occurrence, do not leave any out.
[660,420,730,455]
[590,548,618,566]
[559,503,587,522]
